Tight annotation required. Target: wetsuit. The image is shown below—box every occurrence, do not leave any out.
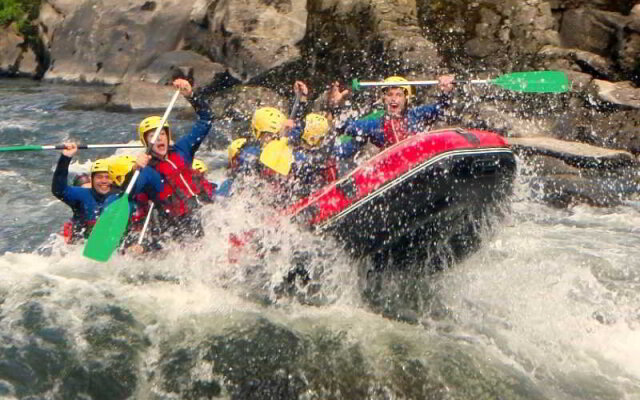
[334,100,449,159]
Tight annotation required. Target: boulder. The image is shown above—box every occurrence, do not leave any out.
[303,0,441,81]
[557,106,640,155]
[590,79,640,108]
[537,45,615,79]
[205,0,308,82]
[43,0,201,84]
[17,47,39,77]
[62,91,110,111]
[618,31,640,76]
[0,25,24,75]
[508,136,636,168]
[141,50,225,87]
[107,81,192,112]
[559,8,620,56]
[525,154,582,176]
[563,70,593,91]
[530,174,629,208]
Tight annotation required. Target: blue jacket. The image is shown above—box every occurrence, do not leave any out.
[52,155,119,226]
[334,102,446,159]
[135,93,215,198]
[52,155,163,226]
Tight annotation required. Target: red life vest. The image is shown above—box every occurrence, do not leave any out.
[60,220,96,244]
[150,152,214,217]
[382,117,410,147]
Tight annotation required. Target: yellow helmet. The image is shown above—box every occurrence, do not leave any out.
[301,113,329,147]
[251,107,286,139]
[383,76,413,101]
[138,116,170,146]
[228,138,247,162]
[192,158,208,174]
[90,158,110,175]
[108,155,136,186]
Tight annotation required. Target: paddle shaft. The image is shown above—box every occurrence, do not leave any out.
[352,71,569,93]
[123,90,181,196]
[356,79,484,88]
[289,92,301,119]
[0,143,145,152]
[137,202,155,245]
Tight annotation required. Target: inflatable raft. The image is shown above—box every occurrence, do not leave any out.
[286,127,517,260]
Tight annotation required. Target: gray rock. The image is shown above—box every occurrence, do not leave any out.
[304,0,441,78]
[464,37,501,58]
[141,50,225,87]
[618,31,640,75]
[62,91,109,111]
[537,46,615,79]
[530,174,626,208]
[108,81,192,111]
[591,79,640,109]
[205,0,308,82]
[508,136,636,168]
[43,0,199,84]
[554,105,640,155]
[17,47,39,77]
[564,70,593,91]
[0,25,24,75]
[209,84,288,120]
[526,154,582,176]
[560,8,618,56]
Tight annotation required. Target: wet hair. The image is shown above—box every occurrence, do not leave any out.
[72,173,91,187]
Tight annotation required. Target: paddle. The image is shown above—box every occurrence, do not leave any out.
[0,143,144,152]
[83,90,181,262]
[260,137,294,175]
[351,71,570,93]
[137,203,155,246]
[259,92,301,175]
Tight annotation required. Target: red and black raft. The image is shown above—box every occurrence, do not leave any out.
[286,127,517,260]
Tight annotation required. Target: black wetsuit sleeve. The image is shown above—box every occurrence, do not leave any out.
[52,155,72,200]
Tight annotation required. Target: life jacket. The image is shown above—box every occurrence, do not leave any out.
[60,219,96,244]
[150,152,214,218]
[382,116,411,147]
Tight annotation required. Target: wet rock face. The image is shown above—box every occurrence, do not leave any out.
[202,0,308,82]
[43,0,198,84]
[0,26,25,76]
[303,0,441,81]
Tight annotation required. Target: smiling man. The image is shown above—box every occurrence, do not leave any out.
[334,74,455,159]
[52,143,117,242]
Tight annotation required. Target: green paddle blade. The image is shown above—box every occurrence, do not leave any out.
[490,71,569,93]
[0,145,43,152]
[260,138,293,176]
[83,195,131,262]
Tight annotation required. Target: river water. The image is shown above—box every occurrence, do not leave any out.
[0,79,639,399]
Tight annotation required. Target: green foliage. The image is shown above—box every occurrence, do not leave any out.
[0,0,40,31]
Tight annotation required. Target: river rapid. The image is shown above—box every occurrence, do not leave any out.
[0,79,639,399]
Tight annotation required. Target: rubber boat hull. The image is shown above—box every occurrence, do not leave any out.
[287,127,517,260]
